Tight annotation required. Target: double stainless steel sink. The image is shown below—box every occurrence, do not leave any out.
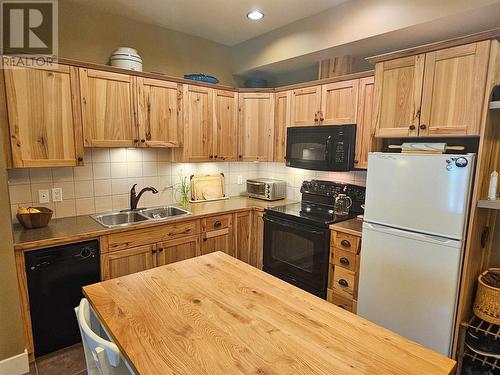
[92,206,191,228]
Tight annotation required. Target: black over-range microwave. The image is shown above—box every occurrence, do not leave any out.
[285,125,356,171]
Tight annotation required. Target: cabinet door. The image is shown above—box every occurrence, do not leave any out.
[354,77,378,169]
[420,41,490,136]
[214,90,238,161]
[251,210,264,269]
[181,85,214,161]
[373,55,425,138]
[108,244,155,279]
[156,235,200,266]
[201,228,234,256]
[80,68,138,147]
[238,93,274,161]
[290,86,321,126]
[274,91,290,162]
[137,78,182,147]
[4,63,83,168]
[234,211,252,264]
[321,80,359,125]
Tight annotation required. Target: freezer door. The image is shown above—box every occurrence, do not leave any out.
[364,153,475,240]
[357,222,463,355]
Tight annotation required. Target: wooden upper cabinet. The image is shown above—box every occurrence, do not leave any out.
[4,63,84,168]
[321,80,359,125]
[238,93,275,161]
[354,77,377,169]
[373,55,425,138]
[137,78,182,147]
[178,85,214,162]
[274,91,290,162]
[156,235,200,267]
[79,68,138,147]
[419,41,490,136]
[290,86,321,126]
[214,90,238,161]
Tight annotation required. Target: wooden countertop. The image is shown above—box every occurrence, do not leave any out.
[83,252,455,375]
[330,217,363,236]
[12,197,291,251]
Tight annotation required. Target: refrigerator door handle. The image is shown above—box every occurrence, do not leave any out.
[363,222,462,247]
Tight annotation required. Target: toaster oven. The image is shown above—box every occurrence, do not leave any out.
[247,178,286,201]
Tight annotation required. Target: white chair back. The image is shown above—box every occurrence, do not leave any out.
[75,298,134,375]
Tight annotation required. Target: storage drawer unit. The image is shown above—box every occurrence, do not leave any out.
[327,224,362,312]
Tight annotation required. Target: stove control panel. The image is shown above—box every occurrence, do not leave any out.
[300,180,365,212]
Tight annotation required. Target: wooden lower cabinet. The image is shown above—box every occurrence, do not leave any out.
[101,211,268,280]
[234,211,252,264]
[251,210,265,269]
[108,244,156,279]
[201,227,233,256]
[327,289,357,313]
[156,235,200,266]
[327,227,362,313]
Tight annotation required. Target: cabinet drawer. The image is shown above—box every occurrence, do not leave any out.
[327,289,357,313]
[331,231,360,254]
[332,248,357,272]
[202,214,232,232]
[330,265,356,299]
[108,220,201,252]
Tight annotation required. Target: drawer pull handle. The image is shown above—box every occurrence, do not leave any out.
[339,257,350,266]
[340,239,351,248]
[338,279,349,287]
[214,220,222,228]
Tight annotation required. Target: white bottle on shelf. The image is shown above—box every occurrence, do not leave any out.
[488,171,498,201]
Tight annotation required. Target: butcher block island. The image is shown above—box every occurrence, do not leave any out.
[83,252,456,375]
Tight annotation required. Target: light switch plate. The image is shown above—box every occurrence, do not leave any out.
[52,188,63,202]
[237,175,243,185]
[38,189,50,204]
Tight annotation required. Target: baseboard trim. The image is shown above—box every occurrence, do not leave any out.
[0,349,29,375]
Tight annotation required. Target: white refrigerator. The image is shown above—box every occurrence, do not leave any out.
[357,152,475,356]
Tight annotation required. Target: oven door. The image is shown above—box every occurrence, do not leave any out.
[285,125,355,171]
[247,181,266,196]
[263,214,330,298]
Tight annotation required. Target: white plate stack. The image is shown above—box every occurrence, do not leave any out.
[110,47,143,71]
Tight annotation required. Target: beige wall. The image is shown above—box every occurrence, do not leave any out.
[0,135,24,359]
[231,0,500,75]
[59,1,236,86]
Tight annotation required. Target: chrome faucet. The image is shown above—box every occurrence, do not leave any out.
[130,184,158,210]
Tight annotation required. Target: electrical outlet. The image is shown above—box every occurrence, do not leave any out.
[237,175,243,185]
[52,188,63,202]
[38,189,50,204]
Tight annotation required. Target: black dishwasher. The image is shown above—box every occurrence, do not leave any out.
[25,240,100,357]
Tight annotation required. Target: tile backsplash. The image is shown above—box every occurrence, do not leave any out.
[7,148,366,220]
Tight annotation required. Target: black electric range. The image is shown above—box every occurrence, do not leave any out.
[263,180,365,298]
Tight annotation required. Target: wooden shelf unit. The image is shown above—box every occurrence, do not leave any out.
[478,199,500,209]
[489,101,500,110]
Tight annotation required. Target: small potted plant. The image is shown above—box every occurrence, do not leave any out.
[175,171,190,207]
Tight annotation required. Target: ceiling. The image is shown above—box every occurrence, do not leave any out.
[68,0,348,46]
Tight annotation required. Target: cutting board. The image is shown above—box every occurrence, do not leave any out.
[190,174,227,203]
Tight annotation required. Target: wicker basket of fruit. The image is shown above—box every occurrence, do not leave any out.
[16,207,53,229]
[473,268,500,324]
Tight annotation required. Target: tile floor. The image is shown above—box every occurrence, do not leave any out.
[24,343,87,375]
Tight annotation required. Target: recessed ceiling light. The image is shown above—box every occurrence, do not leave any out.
[247,10,264,20]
